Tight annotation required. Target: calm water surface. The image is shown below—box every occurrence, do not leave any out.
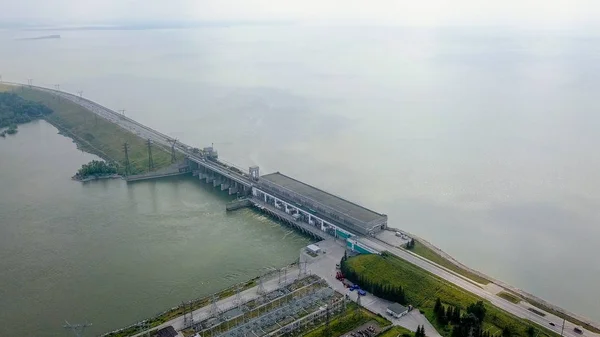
[0,121,310,336]
[0,25,599,326]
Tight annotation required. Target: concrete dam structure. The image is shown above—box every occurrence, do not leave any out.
[5,82,385,254]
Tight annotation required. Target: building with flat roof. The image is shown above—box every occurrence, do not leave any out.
[255,172,387,236]
[386,303,409,318]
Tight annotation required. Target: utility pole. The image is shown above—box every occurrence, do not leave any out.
[64,321,92,337]
[123,142,131,176]
[146,139,154,172]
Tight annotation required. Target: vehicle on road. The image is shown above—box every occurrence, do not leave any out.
[549,322,556,327]
[574,327,583,334]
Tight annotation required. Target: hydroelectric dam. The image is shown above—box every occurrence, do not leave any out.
[5,82,599,337]
[11,82,387,254]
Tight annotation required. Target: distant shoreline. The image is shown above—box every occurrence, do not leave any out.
[16,34,61,40]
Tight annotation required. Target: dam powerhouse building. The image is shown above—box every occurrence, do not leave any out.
[252,171,388,246]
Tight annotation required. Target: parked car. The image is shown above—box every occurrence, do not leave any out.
[357,289,367,296]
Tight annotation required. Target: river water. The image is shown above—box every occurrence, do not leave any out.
[0,121,310,336]
[1,25,600,330]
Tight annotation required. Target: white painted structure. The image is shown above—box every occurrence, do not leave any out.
[252,187,381,255]
[306,244,321,254]
[252,187,354,239]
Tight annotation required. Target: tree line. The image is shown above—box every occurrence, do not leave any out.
[0,92,53,128]
[415,325,426,337]
[74,160,117,179]
[340,252,407,304]
[433,298,523,337]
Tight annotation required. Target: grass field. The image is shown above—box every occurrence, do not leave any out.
[377,326,415,337]
[498,292,522,304]
[304,305,392,337]
[344,253,559,337]
[0,84,178,174]
[409,240,490,285]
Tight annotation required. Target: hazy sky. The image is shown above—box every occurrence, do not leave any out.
[1,0,599,28]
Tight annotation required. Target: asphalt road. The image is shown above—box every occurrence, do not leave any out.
[359,237,598,337]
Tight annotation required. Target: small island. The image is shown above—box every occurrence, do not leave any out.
[72,160,121,182]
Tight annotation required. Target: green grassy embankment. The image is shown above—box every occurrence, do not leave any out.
[498,292,521,304]
[304,304,392,337]
[526,302,600,334]
[0,84,179,174]
[344,253,559,337]
[408,240,490,285]
[407,240,600,334]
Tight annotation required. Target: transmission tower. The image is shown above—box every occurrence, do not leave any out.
[0,74,3,82]
[123,142,131,176]
[77,90,83,98]
[257,273,266,295]
[139,321,150,337]
[27,78,33,87]
[146,139,154,171]
[209,295,221,319]
[234,284,243,309]
[64,321,92,337]
[118,109,126,117]
[278,268,282,285]
[183,301,194,328]
[169,138,178,163]
[54,84,60,91]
